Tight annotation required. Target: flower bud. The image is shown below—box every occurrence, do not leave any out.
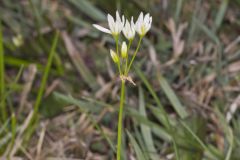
[12,34,23,47]
[110,49,119,63]
[121,41,127,58]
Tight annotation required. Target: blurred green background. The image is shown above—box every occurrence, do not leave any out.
[0,0,240,159]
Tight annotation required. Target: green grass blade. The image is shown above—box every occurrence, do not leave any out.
[80,96,172,142]
[127,130,146,160]
[28,0,43,34]
[62,32,98,90]
[0,118,10,136]
[23,31,60,145]
[53,93,116,153]
[134,66,169,128]
[0,132,11,152]
[187,0,202,44]
[194,17,220,45]
[139,87,158,160]
[5,56,42,69]
[157,73,188,119]
[214,0,229,32]
[87,114,116,153]
[135,66,180,159]
[225,128,233,160]
[53,92,100,112]
[194,17,223,84]
[32,31,60,117]
[133,123,151,159]
[68,0,105,21]
[8,113,17,156]
[180,121,221,159]
[174,0,184,23]
[1,66,24,109]
[214,108,234,160]
[0,21,6,122]
[180,121,208,150]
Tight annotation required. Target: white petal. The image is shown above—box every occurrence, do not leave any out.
[135,21,141,34]
[116,21,121,33]
[116,11,121,23]
[93,24,111,34]
[146,25,151,33]
[138,12,144,23]
[123,20,131,39]
[131,27,135,37]
[146,16,152,32]
[131,17,135,27]
[144,13,150,24]
[122,15,125,24]
[122,21,128,35]
[130,17,136,36]
[149,16,152,24]
[107,14,115,32]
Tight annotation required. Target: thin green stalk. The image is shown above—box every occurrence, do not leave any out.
[28,0,42,35]
[174,0,183,23]
[117,80,125,160]
[23,31,59,145]
[225,127,233,160]
[33,31,59,116]
[126,37,143,74]
[115,35,119,55]
[124,39,133,75]
[117,61,122,76]
[135,67,180,160]
[173,137,180,160]
[114,35,122,75]
[0,22,6,122]
[7,113,16,157]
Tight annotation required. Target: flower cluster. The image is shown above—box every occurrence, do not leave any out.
[93,11,152,81]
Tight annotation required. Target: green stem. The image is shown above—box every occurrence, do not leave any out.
[126,37,143,74]
[173,136,180,160]
[117,80,125,160]
[0,22,6,122]
[32,31,59,117]
[124,39,132,75]
[117,61,122,76]
[115,35,119,55]
[114,35,122,75]
[23,31,60,145]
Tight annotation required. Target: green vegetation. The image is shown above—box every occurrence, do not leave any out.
[0,0,240,159]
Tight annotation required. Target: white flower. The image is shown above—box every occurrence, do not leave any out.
[121,41,127,58]
[123,17,135,40]
[135,12,152,36]
[110,49,119,63]
[93,11,125,36]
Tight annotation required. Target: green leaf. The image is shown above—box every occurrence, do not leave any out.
[127,130,146,160]
[139,87,159,160]
[53,92,100,112]
[214,0,229,32]
[0,21,6,122]
[134,66,169,128]
[68,0,105,21]
[157,73,188,119]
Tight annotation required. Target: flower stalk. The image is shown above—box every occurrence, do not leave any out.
[126,36,143,74]
[93,11,153,159]
[117,80,125,160]
[124,39,132,75]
